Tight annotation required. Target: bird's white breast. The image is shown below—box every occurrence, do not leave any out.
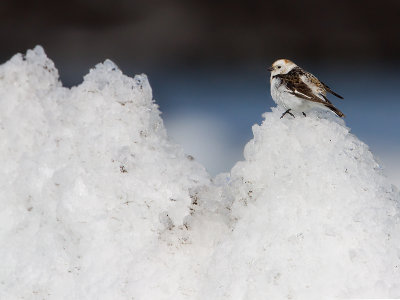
[270,76,314,112]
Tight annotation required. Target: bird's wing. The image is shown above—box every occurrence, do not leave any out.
[304,71,344,100]
[273,68,328,105]
[273,68,345,117]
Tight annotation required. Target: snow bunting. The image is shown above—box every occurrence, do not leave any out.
[268,59,344,118]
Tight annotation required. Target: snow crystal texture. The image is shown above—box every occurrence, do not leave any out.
[0,47,399,300]
[203,110,400,299]
[0,46,211,299]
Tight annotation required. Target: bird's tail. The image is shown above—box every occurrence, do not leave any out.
[328,89,344,99]
[325,103,345,118]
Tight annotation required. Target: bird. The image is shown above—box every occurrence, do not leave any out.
[268,59,345,119]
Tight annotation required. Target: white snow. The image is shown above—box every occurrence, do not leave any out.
[0,46,212,299]
[202,110,400,298]
[0,47,399,299]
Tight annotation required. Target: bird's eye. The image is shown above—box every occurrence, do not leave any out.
[278,66,281,69]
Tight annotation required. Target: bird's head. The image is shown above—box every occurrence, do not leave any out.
[268,59,297,76]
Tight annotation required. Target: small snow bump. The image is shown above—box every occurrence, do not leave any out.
[103,59,119,71]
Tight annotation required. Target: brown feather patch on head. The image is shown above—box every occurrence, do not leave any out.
[272,59,295,67]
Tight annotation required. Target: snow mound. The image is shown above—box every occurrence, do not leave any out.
[202,109,400,299]
[0,46,211,299]
[0,47,399,299]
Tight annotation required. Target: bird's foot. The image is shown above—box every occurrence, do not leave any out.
[302,112,306,117]
[280,109,295,119]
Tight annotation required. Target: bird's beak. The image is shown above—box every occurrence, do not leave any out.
[267,66,274,72]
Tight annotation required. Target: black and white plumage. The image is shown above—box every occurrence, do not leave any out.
[268,59,345,118]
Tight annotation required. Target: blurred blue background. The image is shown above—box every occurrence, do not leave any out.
[151,66,400,185]
[1,0,399,185]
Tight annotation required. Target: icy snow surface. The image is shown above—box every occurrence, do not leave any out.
[203,110,400,299]
[0,47,399,299]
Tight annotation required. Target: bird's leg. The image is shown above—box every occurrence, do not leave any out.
[302,112,307,117]
[280,109,295,119]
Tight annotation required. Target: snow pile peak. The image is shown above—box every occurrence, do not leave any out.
[203,109,400,299]
[0,46,210,299]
